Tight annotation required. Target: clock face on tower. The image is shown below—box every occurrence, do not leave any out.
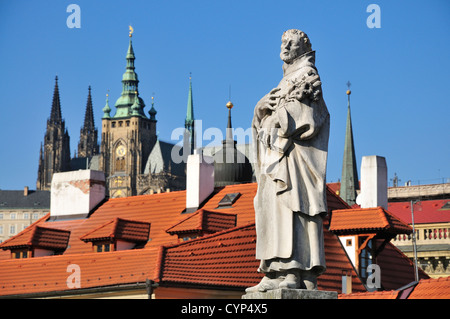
[116,145,127,157]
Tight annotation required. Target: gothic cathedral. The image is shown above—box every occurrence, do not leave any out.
[37,30,187,198]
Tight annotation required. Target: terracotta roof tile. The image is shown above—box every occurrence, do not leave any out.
[329,206,412,235]
[408,276,450,299]
[0,225,70,250]
[339,290,400,299]
[339,277,450,299]
[158,219,367,293]
[166,209,236,235]
[80,217,150,243]
[0,249,157,296]
[0,182,419,297]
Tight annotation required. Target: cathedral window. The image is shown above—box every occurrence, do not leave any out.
[112,122,116,128]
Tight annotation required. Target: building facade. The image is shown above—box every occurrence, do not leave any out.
[0,187,49,243]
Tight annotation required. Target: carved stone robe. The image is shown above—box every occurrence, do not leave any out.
[252,51,329,274]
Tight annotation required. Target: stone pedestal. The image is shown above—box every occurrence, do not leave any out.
[242,288,338,299]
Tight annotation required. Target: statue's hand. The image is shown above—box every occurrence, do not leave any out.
[254,88,282,122]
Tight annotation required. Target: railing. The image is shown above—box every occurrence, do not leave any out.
[393,226,450,243]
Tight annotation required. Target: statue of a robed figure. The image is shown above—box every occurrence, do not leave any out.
[248,29,330,292]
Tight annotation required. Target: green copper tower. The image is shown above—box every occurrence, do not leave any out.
[340,83,359,206]
[113,27,147,119]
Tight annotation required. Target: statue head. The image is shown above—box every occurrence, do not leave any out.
[280,29,312,63]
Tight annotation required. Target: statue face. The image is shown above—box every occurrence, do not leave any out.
[280,33,303,63]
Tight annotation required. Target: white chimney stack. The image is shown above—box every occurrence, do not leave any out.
[186,151,214,213]
[356,155,388,209]
[50,170,106,219]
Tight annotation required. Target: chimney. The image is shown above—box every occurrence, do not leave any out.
[24,186,29,197]
[186,150,214,213]
[50,170,105,219]
[341,270,352,294]
[356,155,388,209]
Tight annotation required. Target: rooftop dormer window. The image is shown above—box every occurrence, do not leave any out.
[80,218,150,252]
[166,209,237,242]
[0,226,70,258]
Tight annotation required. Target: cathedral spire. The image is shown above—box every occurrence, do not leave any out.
[77,86,99,158]
[340,82,359,206]
[83,86,95,131]
[185,73,195,154]
[50,76,62,123]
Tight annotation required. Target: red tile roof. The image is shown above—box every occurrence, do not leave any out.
[157,219,368,293]
[166,209,236,235]
[408,276,450,299]
[329,206,412,235]
[388,199,450,224]
[339,290,400,299]
[80,217,150,243]
[339,277,450,299]
[0,225,70,250]
[0,248,157,296]
[0,183,424,297]
[158,223,262,289]
[376,241,429,290]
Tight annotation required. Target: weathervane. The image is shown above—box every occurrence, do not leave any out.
[129,25,134,38]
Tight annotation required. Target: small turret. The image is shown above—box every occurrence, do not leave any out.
[102,93,111,119]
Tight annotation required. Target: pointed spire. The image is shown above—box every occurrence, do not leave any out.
[340,83,359,206]
[83,86,95,131]
[185,73,194,128]
[50,76,62,123]
[185,73,195,153]
[113,27,145,118]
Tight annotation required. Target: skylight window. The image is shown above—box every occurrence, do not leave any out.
[217,192,241,208]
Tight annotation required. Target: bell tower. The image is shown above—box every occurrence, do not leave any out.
[99,27,157,198]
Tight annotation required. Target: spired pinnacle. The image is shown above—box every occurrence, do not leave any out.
[341,83,359,206]
[83,85,95,131]
[50,75,62,123]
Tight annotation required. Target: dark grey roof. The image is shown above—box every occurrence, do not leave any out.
[0,190,50,209]
[70,157,90,170]
[212,140,253,187]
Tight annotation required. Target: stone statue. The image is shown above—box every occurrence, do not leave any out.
[247,29,330,292]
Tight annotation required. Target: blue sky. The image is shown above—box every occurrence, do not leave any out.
[0,0,449,190]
